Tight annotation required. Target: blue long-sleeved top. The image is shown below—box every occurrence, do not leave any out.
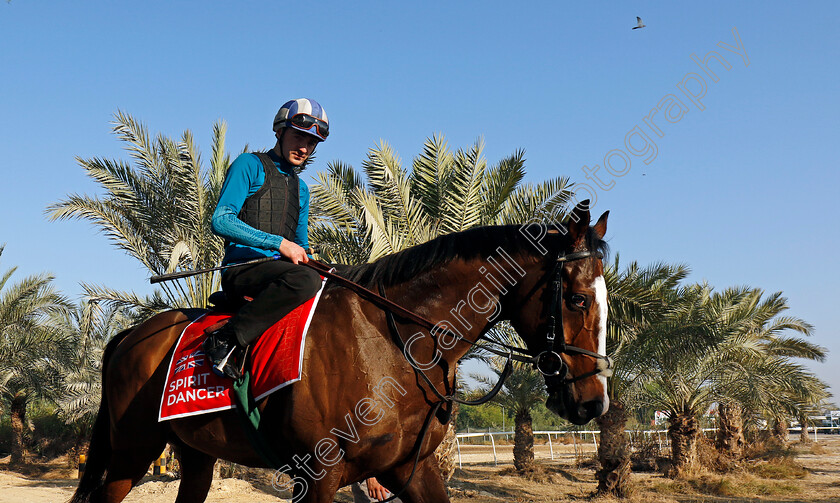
[212,152,310,265]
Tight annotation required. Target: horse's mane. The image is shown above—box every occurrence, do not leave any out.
[335,223,608,289]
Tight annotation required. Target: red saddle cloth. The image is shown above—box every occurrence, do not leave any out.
[158,280,326,421]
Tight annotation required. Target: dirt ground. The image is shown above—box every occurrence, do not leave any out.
[2,436,840,503]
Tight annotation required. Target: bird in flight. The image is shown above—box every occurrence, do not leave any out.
[633,16,646,30]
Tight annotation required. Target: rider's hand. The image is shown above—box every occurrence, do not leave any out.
[279,239,309,264]
[366,478,391,501]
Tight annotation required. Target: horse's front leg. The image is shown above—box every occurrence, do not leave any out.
[381,455,450,503]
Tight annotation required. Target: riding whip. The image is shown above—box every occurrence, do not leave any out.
[148,246,321,284]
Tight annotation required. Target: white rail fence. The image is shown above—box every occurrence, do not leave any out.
[454,426,837,468]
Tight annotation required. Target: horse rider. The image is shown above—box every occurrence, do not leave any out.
[203,98,326,379]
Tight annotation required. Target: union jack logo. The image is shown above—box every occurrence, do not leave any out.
[174,350,205,374]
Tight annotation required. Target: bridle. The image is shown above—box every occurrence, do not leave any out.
[424,248,612,395]
[533,249,613,382]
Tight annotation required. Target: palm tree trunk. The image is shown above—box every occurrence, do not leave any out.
[513,408,534,472]
[716,401,744,458]
[771,417,788,445]
[798,413,811,444]
[595,400,631,496]
[9,394,28,466]
[667,413,699,476]
[434,403,459,481]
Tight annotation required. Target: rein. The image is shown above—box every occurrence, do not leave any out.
[303,259,532,394]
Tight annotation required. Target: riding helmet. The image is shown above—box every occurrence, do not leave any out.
[273,98,329,141]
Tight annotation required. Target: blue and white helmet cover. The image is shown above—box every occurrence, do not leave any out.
[273,98,329,138]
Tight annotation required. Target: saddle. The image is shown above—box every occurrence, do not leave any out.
[159,284,325,422]
[206,291,251,313]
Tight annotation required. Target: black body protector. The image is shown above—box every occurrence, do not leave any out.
[237,150,300,242]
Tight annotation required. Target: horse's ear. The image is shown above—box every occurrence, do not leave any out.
[593,210,609,239]
[567,200,591,239]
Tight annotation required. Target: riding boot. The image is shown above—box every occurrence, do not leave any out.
[202,323,247,380]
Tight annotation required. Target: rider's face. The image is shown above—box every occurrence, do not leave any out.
[279,129,319,166]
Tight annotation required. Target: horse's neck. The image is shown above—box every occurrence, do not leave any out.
[394,248,532,365]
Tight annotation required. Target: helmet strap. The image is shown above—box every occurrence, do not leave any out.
[272,129,286,159]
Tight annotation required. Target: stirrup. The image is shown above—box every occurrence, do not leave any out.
[211,344,248,380]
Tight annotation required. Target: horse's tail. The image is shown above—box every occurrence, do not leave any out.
[69,326,134,503]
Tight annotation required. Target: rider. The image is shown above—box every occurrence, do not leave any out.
[203,98,327,379]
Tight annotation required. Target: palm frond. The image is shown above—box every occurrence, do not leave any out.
[480,149,526,225]
[440,138,486,233]
[410,134,453,228]
[496,177,574,225]
[48,112,232,309]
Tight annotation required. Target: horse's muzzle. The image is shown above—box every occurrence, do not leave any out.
[545,378,607,425]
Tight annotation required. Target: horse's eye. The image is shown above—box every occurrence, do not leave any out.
[570,294,588,310]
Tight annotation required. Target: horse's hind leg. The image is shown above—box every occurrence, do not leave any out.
[92,441,166,503]
[174,445,217,503]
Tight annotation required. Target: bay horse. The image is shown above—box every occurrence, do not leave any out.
[71,204,610,503]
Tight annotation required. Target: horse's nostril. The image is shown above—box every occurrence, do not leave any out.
[581,399,604,419]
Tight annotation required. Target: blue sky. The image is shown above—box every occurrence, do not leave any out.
[2,2,839,402]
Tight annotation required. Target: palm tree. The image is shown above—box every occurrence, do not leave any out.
[53,300,134,423]
[49,299,134,455]
[794,390,829,444]
[310,134,574,264]
[754,364,828,447]
[46,112,231,312]
[710,288,826,454]
[595,258,689,496]
[311,134,575,478]
[630,285,828,475]
[0,245,71,465]
[624,283,731,475]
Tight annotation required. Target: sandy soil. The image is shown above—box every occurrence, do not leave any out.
[2,437,840,503]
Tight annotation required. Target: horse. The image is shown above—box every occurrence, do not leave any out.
[71,203,610,503]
